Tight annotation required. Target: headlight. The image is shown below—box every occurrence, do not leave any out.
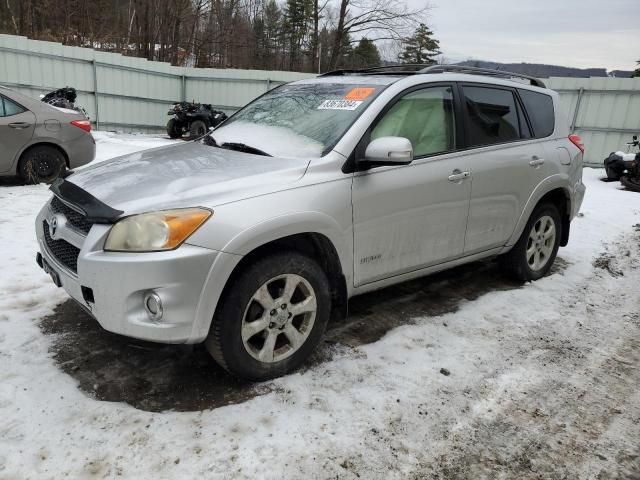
[104,208,212,252]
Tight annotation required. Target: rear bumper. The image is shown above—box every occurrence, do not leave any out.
[35,204,239,344]
[64,132,95,169]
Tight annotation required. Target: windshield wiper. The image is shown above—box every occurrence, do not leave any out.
[219,142,272,157]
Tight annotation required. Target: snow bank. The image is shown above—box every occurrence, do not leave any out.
[0,137,639,479]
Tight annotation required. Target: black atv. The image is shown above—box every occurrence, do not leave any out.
[604,135,640,192]
[40,86,89,118]
[166,102,227,140]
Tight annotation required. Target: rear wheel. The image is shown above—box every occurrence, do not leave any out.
[166,118,182,139]
[19,145,66,184]
[621,175,640,192]
[205,252,331,381]
[499,203,562,281]
[188,120,207,139]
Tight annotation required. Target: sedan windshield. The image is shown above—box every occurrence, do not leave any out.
[210,82,386,158]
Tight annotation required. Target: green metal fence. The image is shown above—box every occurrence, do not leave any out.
[1,34,639,164]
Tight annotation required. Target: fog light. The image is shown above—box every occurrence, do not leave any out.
[144,292,163,321]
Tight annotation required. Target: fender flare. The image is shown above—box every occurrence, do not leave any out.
[188,212,352,342]
[505,174,572,247]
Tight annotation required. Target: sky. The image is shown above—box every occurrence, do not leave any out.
[416,0,640,71]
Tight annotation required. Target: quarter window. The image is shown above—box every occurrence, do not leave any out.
[0,97,25,117]
[371,85,456,157]
[462,86,520,147]
[518,89,555,138]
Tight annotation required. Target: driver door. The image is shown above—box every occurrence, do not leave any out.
[352,84,471,286]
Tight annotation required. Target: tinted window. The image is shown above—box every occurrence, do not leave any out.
[518,89,554,138]
[371,86,456,157]
[463,86,520,146]
[0,97,25,117]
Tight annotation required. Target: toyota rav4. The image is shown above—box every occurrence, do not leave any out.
[35,65,586,381]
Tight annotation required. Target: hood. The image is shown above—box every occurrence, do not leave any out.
[66,141,310,214]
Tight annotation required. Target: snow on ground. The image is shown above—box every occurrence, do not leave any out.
[0,134,639,479]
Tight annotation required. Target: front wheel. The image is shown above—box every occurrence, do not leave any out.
[205,252,331,381]
[499,203,562,281]
[188,119,207,140]
[166,118,182,138]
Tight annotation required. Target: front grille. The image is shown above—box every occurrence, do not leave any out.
[43,221,80,273]
[50,196,93,235]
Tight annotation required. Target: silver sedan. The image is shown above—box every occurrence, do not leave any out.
[0,86,95,183]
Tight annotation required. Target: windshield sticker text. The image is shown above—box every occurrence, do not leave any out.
[317,99,363,111]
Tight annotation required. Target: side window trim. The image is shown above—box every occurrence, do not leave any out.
[346,82,461,173]
[458,82,527,150]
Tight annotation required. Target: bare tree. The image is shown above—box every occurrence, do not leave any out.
[327,0,429,70]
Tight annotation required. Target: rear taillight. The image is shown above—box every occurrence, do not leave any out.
[71,119,91,132]
[568,134,584,153]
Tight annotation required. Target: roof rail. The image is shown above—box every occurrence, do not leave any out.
[318,64,432,77]
[419,65,546,88]
[317,63,547,88]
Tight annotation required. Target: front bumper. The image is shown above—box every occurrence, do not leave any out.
[36,203,238,344]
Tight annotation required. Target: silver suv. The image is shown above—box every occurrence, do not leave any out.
[35,66,586,380]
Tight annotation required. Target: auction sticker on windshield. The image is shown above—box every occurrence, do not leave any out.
[317,99,362,110]
[344,87,375,101]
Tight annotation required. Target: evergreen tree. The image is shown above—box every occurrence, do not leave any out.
[399,24,441,65]
[633,59,640,78]
[350,38,381,69]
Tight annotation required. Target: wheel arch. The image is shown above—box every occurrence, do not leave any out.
[17,141,70,172]
[189,219,352,343]
[223,232,348,324]
[506,176,572,249]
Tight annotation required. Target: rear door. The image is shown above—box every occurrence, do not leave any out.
[0,95,36,172]
[460,84,551,254]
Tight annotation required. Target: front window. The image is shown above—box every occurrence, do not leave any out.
[210,83,386,158]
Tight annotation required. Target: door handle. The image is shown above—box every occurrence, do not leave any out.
[529,156,545,168]
[448,170,471,182]
[8,122,31,129]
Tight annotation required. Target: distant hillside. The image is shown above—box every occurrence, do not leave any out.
[455,61,633,78]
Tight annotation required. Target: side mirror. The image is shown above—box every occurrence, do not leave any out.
[363,136,413,166]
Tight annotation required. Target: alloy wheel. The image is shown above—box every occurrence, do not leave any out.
[526,215,556,271]
[241,274,317,363]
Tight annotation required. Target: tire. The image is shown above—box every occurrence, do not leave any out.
[499,203,562,282]
[166,118,182,139]
[19,145,66,184]
[605,164,621,181]
[205,252,331,381]
[188,119,207,139]
[621,175,640,192]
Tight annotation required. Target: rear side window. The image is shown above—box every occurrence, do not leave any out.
[462,86,520,147]
[518,89,555,138]
[0,96,26,117]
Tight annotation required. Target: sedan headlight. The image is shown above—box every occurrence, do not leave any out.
[104,208,212,252]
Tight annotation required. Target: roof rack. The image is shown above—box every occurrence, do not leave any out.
[418,65,546,88]
[318,64,431,77]
[319,63,546,88]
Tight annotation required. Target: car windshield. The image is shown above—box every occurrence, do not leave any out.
[209,82,387,158]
